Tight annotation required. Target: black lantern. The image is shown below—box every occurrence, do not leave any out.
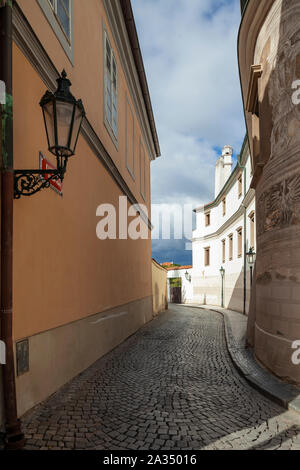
[246,247,256,267]
[185,271,191,282]
[246,247,256,287]
[220,267,225,308]
[14,70,85,199]
[40,70,85,162]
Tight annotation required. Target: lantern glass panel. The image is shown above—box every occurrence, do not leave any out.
[70,105,83,153]
[43,101,55,150]
[56,100,74,155]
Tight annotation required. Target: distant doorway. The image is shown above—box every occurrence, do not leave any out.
[169,278,182,304]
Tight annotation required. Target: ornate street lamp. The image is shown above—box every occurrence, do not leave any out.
[14,70,85,198]
[185,270,191,282]
[220,266,225,308]
[246,247,256,287]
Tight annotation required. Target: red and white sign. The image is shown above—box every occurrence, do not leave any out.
[39,152,63,196]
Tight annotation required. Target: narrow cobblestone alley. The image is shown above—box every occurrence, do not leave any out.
[22,306,300,450]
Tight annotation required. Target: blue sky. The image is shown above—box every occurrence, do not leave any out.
[131,0,246,265]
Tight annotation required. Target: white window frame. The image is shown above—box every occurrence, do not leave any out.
[38,0,73,63]
[229,234,233,261]
[222,239,226,264]
[103,27,118,146]
[205,211,211,227]
[204,247,210,267]
[48,0,71,41]
[237,227,243,258]
[140,138,146,201]
[126,94,135,180]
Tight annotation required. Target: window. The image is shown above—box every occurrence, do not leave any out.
[38,0,73,62]
[246,65,262,167]
[237,227,243,258]
[126,95,135,179]
[222,197,226,216]
[48,0,71,40]
[140,139,146,200]
[104,31,118,140]
[249,211,255,248]
[222,239,226,264]
[205,212,211,227]
[204,247,210,267]
[238,173,243,199]
[229,234,233,261]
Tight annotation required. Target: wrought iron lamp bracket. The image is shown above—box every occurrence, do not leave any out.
[14,167,66,199]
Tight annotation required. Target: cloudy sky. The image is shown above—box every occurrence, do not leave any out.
[131,0,246,265]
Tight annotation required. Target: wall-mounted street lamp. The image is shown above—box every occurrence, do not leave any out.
[246,247,256,287]
[14,70,85,199]
[185,271,191,282]
[220,266,225,308]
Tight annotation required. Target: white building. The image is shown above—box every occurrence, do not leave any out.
[192,137,256,313]
[167,266,193,304]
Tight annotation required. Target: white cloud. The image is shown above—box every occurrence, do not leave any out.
[131,0,246,263]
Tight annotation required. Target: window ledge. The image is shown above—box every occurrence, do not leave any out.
[104,119,119,151]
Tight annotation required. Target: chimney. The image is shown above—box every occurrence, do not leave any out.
[214,145,233,198]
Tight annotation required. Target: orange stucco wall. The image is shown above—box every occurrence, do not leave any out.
[12,1,154,341]
[17,0,151,209]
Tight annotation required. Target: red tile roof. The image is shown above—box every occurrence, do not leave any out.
[166,265,192,271]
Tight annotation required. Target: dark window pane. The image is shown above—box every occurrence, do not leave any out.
[61,0,70,11]
[106,55,111,73]
[106,38,111,57]
[57,0,70,38]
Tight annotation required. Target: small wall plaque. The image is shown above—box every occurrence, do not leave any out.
[16,339,29,376]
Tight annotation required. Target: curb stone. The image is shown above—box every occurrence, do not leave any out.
[181,304,300,414]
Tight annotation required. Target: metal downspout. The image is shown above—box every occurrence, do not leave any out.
[0,0,24,449]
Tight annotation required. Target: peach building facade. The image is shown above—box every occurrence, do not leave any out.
[0,0,160,424]
[239,0,300,385]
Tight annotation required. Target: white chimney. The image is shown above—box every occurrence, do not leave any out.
[214,145,233,198]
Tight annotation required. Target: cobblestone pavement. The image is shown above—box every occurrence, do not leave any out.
[23,306,300,450]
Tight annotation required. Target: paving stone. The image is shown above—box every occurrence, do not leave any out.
[22,306,300,450]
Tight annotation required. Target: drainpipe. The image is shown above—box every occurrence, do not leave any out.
[0,0,24,449]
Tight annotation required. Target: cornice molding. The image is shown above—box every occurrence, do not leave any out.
[102,0,158,161]
[12,2,152,230]
[238,0,274,108]
[245,64,262,113]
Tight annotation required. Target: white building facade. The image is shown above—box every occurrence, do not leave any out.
[167,267,193,304]
[192,138,256,313]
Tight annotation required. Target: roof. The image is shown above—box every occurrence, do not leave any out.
[166,265,192,271]
[152,258,167,271]
[120,0,161,158]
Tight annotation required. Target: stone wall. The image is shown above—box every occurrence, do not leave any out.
[240,0,300,385]
[152,260,168,315]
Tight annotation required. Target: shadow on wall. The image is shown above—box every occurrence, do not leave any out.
[155,283,159,312]
[152,259,168,316]
[154,282,168,315]
[194,268,254,315]
[226,268,253,314]
[182,286,187,304]
[182,285,192,304]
